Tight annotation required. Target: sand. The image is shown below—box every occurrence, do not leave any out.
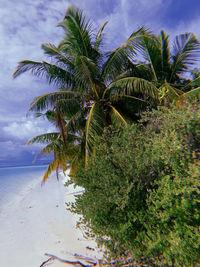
[0,173,101,267]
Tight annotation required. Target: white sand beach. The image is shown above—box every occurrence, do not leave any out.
[0,168,101,267]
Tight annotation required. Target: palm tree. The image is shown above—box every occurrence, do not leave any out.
[28,132,67,184]
[27,108,82,183]
[13,6,153,168]
[115,29,200,105]
[27,131,83,184]
[13,6,200,176]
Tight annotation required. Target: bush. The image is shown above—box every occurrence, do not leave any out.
[141,105,200,266]
[68,104,200,266]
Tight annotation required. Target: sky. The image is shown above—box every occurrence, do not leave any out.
[0,0,200,166]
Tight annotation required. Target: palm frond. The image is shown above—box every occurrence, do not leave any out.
[26,132,60,145]
[85,103,105,166]
[42,159,59,184]
[124,62,154,81]
[29,91,82,112]
[41,43,74,67]
[55,98,82,120]
[158,82,184,105]
[53,111,67,146]
[109,93,147,103]
[109,105,127,126]
[40,142,60,155]
[33,112,44,118]
[181,86,200,101]
[75,56,98,95]
[170,33,200,81]
[67,144,83,179]
[69,165,79,179]
[181,75,200,92]
[113,96,148,117]
[138,34,161,81]
[58,6,93,57]
[94,21,108,51]
[13,60,73,87]
[38,140,68,184]
[106,77,159,100]
[66,108,85,134]
[102,26,152,81]
[160,30,171,81]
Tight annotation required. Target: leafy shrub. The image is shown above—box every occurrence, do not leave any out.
[68,104,200,266]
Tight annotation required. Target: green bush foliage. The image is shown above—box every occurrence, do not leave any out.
[68,104,200,266]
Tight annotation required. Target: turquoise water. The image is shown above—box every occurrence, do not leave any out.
[0,165,47,208]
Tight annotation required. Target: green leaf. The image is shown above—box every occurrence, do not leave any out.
[94,21,108,51]
[170,33,200,80]
[75,56,98,95]
[139,33,160,81]
[26,132,59,145]
[181,87,200,101]
[13,60,73,87]
[107,77,159,100]
[102,26,151,81]
[41,43,74,67]
[58,6,93,57]
[29,91,82,112]
[159,30,171,81]
[66,108,85,133]
[109,105,127,126]
[158,82,184,103]
[85,103,105,165]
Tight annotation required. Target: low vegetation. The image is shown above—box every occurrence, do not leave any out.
[69,104,200,266]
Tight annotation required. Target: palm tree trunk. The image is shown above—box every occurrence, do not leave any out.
[56,112,68,147]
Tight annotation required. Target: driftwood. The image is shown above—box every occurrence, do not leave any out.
[40,253,99,267]
[39,252,154,266]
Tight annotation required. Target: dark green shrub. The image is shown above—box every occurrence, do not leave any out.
[68,104,200,266]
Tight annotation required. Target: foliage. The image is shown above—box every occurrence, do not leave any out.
[13,6,152,173]
[27,132,67,184]
[69,104,200,266]
[141,104,200,266]
[13,6,200,180]
[26,109,82,183]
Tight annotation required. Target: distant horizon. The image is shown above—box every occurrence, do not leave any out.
[0,160,51,168]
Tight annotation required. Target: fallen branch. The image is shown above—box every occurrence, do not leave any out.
[40,253,99,267]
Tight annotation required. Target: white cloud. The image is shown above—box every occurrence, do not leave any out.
[70,0,170,49]
[0,140,25,158]
[169,17,200,39]
[2,119,55,140]
[0,0,70,123]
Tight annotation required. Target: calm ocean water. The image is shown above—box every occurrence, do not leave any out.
[0,165,47,208]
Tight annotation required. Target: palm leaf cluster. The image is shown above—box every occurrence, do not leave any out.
[13,6,200,182]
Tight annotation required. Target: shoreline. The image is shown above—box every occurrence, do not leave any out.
[0,164,49,170]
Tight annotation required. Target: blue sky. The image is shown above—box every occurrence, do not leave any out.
[0,0,200,166]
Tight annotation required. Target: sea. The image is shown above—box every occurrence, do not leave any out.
[0,165,48,209]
